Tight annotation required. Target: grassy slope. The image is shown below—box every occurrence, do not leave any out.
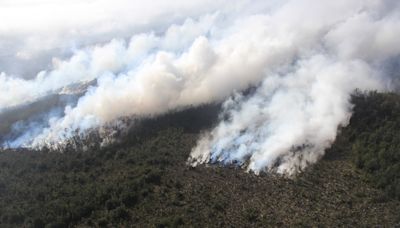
[0,95,399,227]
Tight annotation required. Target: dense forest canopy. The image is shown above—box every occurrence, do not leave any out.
[0,92,399,227]
[348,92,400,199]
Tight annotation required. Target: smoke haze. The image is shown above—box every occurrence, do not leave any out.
[1,0,399,175]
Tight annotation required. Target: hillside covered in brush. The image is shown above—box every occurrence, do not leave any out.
[0,92,399,227]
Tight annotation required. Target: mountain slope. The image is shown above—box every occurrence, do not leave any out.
[0,94,399,227]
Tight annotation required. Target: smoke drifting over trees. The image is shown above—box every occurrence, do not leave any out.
[1,0,400,175]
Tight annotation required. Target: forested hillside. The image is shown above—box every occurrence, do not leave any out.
[347,92,400,199]
[0,93,399,227]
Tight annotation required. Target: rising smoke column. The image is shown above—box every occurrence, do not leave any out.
[1,0,400,175]
[189,56,384,175]
[189,0,400,175]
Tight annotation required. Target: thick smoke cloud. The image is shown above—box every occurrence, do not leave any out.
[1,0,399,175]
[0,0,237,77]
[189,56,384,175]
[190,0,400,175]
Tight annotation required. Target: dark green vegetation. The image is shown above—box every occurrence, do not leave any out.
[0,93,400,227]
[348,92,400,199]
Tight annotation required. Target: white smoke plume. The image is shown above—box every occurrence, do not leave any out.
[0,0,235,78]
[1,0,399,175]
